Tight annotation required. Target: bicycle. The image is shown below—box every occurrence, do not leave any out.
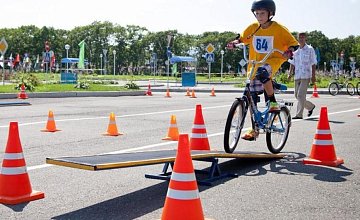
[224,43,293,154]
[328,76,355,96]
[357,81,360,96]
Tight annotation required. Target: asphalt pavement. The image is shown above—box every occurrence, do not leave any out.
[0,91,359,219]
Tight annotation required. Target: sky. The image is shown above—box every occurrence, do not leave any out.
[2,0,360,39]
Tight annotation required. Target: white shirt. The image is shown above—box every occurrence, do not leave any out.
[288,44,317,80]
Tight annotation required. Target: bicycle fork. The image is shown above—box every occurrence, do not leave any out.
[243,93,259,140]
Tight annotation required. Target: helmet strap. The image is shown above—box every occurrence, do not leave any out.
[268,14,274,21]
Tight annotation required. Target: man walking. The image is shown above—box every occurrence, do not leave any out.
[288,32,317,119]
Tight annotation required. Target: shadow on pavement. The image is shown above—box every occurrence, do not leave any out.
[2,203,29,212]
[269,152,352,182]
[305,118,345,125]
[52,153,352,219]
[51,157,278,220]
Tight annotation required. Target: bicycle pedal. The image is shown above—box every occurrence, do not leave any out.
[241,136,255,141]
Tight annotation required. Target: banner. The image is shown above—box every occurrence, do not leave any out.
[34,54,39,69]
[172,63,177,75]
[78,40,85,69]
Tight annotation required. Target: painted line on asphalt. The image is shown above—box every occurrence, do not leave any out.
[21,107,360,171]
[0,105,231,128]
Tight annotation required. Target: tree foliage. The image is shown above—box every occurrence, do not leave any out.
[1,22,359,74]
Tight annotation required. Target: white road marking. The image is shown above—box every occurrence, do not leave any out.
[0,105,231,128]
[8,106,360,171]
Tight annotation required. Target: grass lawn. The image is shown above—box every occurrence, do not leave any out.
[0,72,358,93]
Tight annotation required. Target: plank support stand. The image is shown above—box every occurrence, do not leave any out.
[145,158,237,186]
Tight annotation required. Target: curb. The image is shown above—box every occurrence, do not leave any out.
[150,88,344,95]
[0,88,354,99]
[0,91,146,99]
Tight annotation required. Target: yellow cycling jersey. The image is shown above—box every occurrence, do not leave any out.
[241,21,298,79]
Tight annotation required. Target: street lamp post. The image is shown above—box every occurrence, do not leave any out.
[102,49,108,75]
[220,50,224,83]
[113,50,116,76]
[100,54,103,75]
[65,44,70,72]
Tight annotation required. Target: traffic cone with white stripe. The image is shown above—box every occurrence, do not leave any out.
[190,88,197,98]
[303,106,344,167]
[190,105,210,150]
[41,110,61,132]
[210,87,216,97]
[165,88,171,98]
[145,80,153,96]
[103,112,123,136]
[17,83,28,99]
[161,134,205,220]
[311,84,319,98]
[185,88,191,96]
[0,122,45,205]
[162,115,179,141]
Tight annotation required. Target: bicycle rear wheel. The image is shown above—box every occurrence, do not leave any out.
[328,82,339,96]
[266,107,291,154]
[346,83,355,96]
[224,99,246,153]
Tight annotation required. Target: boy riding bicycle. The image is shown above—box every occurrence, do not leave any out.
[227,0,299,141]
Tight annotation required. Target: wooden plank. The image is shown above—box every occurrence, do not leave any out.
[46,150,285,171]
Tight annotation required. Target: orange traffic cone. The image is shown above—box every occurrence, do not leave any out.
[210,87,216,97]
[145,81,153,96]
[190,88,197,98]
[0,122,45,205]
[17,83,28,99]
[311,84,319,98]
[103,112,123,136]
[161,134,205,220]
[189,105,210,150]
[185,88,191,96]
[162,115,179,141]
[165,88,171,98]
[41,110,61,132]
[303,106,344,167]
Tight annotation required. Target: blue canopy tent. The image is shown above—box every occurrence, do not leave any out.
[60,58,88,84]
[169,56,197,87]
[61,58,88,64]
[170,56,195,64]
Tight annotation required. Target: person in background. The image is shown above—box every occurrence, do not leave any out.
[288,32,317,119]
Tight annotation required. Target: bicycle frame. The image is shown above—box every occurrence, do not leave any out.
[236,43,284,133]
[224,43,292,153]
[241,85,271,132]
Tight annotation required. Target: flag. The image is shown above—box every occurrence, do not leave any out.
[51,54,55,67]
[34,54,39,69]
[78,40,85,69]
[0,55,3,68]
[315,48,321,64]
[8,53,13,67]
[171,63,177,75]
[15,53,20,63]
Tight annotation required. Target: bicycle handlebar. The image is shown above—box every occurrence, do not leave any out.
[233,43,287,80]
[234,43,285,65]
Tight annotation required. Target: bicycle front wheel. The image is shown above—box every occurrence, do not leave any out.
[266,107,291,154]
[224,99,246,153]
[328,82,339,96]
[346,83,355,96]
